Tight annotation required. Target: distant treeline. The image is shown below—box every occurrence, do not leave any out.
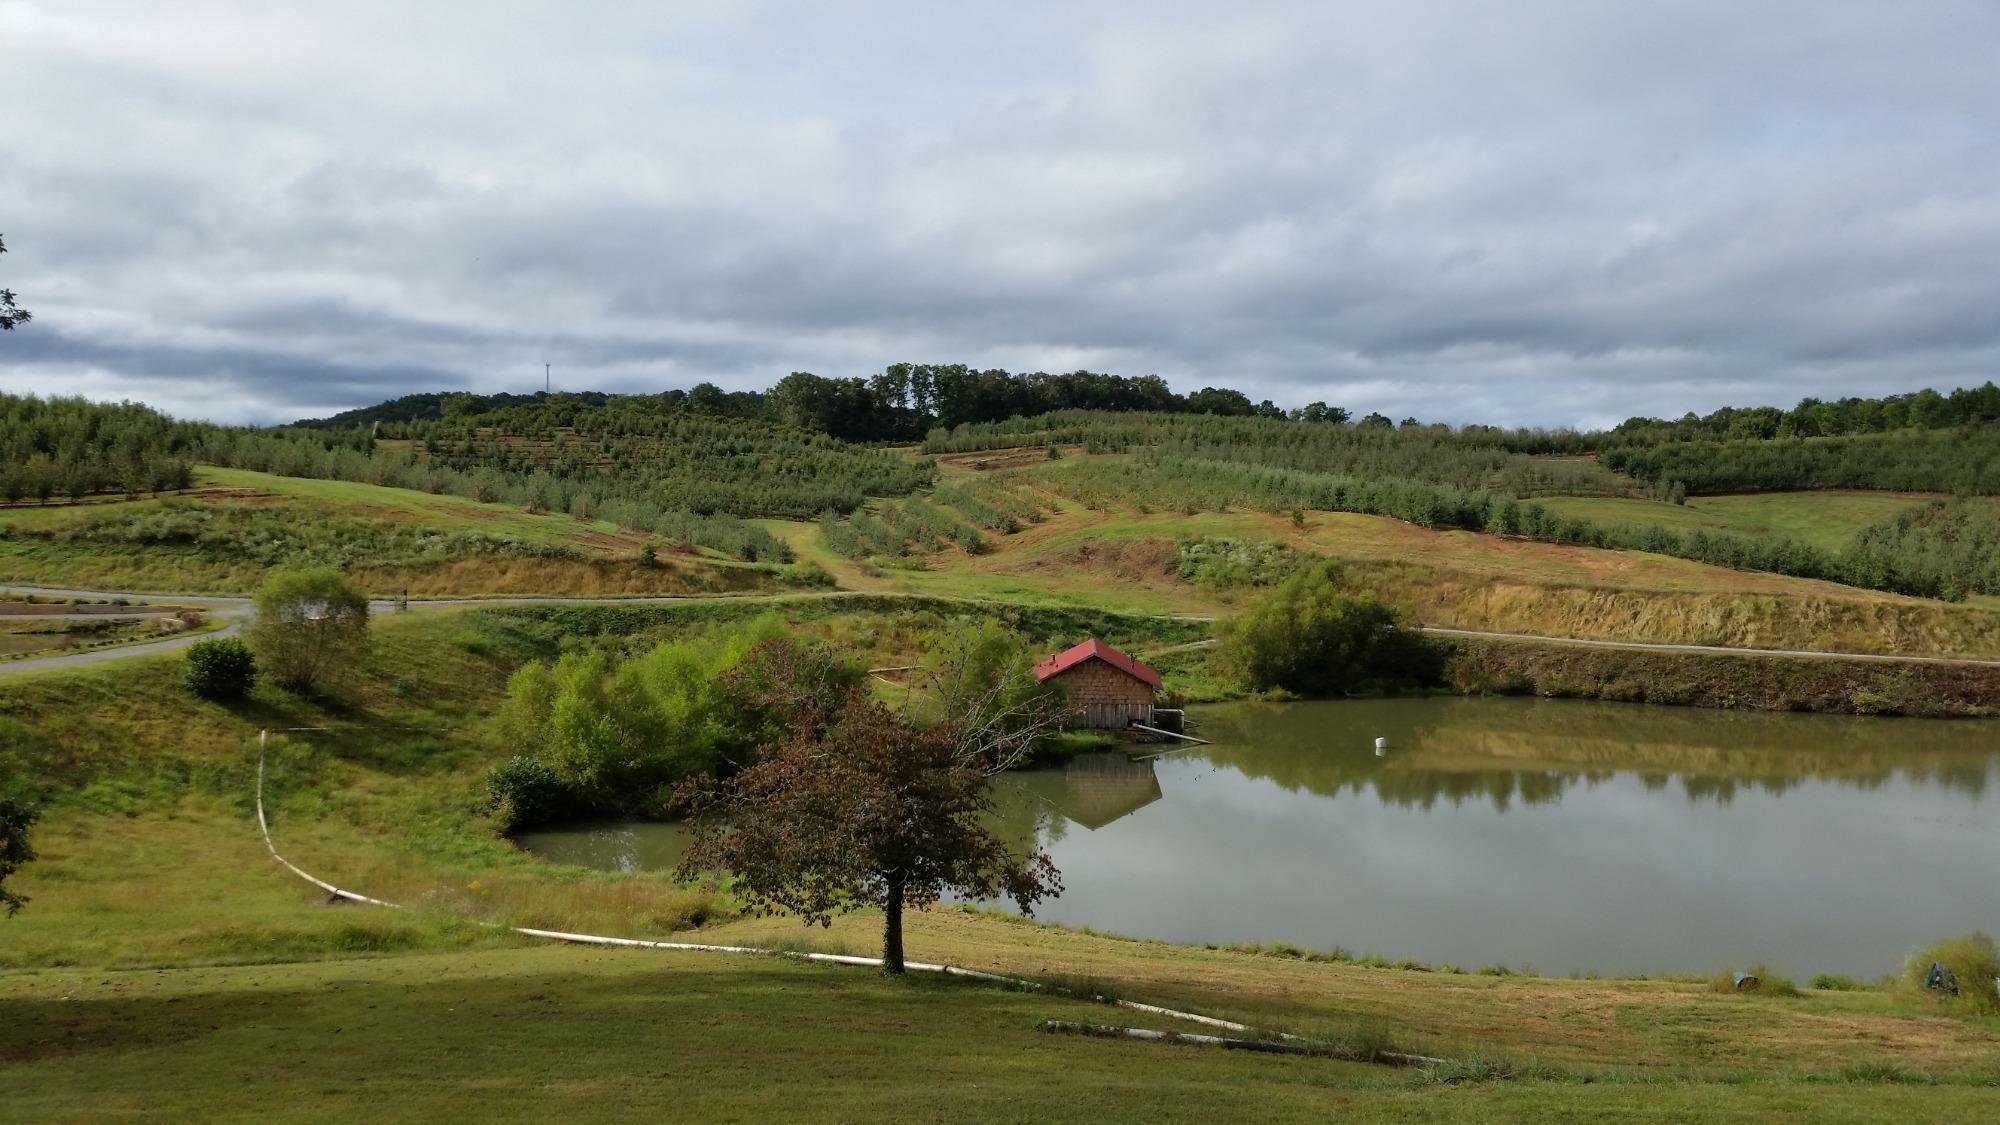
[297,365,1362,444]
[1,395,199,504]
[306,371,2000,459]
[922,410,1614,496]
[1603,428,2000,496]
[1606,382,2000,445]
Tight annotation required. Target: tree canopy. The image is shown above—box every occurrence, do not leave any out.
[674,642,1060,973]
[1222,561,1444,696]
[249,567,371,692]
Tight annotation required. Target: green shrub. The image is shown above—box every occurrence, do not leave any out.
[249,567,369,692]
[1810,973,1869,991]
[788,561,837,588]
[1904,933,2000,1012]
[486,755,565,830]
[182,637,258,701]
[1220,560,1445,695]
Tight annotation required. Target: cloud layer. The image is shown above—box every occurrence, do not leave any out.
[3,1,1996,426]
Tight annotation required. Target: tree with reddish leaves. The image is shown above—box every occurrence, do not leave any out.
[674,642,1062,974]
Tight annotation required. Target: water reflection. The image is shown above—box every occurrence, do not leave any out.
[1193,698,1995,812]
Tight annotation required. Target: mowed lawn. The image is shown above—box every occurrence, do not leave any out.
[1537,491,1938,554]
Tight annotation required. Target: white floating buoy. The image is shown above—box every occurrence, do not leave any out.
[1374,736,1390,757]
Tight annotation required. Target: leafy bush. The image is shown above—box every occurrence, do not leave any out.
[498,617,866,818]
[182,636,258,701]
[249,567,370,692]
[486,755,566,830]
[787,561,837,588]
[1221,560,1445,695]
[1904,933,2000,1013]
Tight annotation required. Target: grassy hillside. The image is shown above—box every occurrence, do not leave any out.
[3,610,1997,1121]
[793,482,2000,659]
[0,467,817,597]
[1538,491,1937,553]
[9,455,2000,660]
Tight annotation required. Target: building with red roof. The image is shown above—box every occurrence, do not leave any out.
[1033,639,1161,729]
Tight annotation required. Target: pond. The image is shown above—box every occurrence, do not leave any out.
[513,697,2000,978]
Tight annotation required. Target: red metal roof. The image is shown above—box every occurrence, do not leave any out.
[1032,639,1162,691]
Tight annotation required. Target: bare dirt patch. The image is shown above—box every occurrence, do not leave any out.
[1023,536,1181,583]
[934,445,1084,473]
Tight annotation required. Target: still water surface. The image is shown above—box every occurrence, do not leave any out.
[514,697,2000,977]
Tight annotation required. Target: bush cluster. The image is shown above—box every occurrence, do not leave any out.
[1221,561,1446,696]
[182,637,258,701]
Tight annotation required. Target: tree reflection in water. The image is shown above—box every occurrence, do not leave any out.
[990,698,1996,827]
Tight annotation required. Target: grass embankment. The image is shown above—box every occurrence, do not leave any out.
[1445,636,2000,717]
[0,467,810,597]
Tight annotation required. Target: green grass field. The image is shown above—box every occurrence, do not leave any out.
[1538,491,1936,554]
[3,606,1997,1120]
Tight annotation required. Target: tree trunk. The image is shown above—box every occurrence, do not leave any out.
[882,872,906,974]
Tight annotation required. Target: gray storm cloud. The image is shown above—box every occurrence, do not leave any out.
[1,0,1995,425]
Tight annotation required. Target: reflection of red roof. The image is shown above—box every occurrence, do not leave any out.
[1032,639,1161,690]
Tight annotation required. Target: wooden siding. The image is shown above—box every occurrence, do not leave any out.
[1047,659,1155,729]
[1073,702,1155,730]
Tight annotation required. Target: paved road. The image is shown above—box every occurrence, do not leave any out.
[5,583,1996,675]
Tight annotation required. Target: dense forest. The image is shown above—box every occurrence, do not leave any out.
[1604,382,2000,445]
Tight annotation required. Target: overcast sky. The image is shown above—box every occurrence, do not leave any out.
[3,2,1996,427]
